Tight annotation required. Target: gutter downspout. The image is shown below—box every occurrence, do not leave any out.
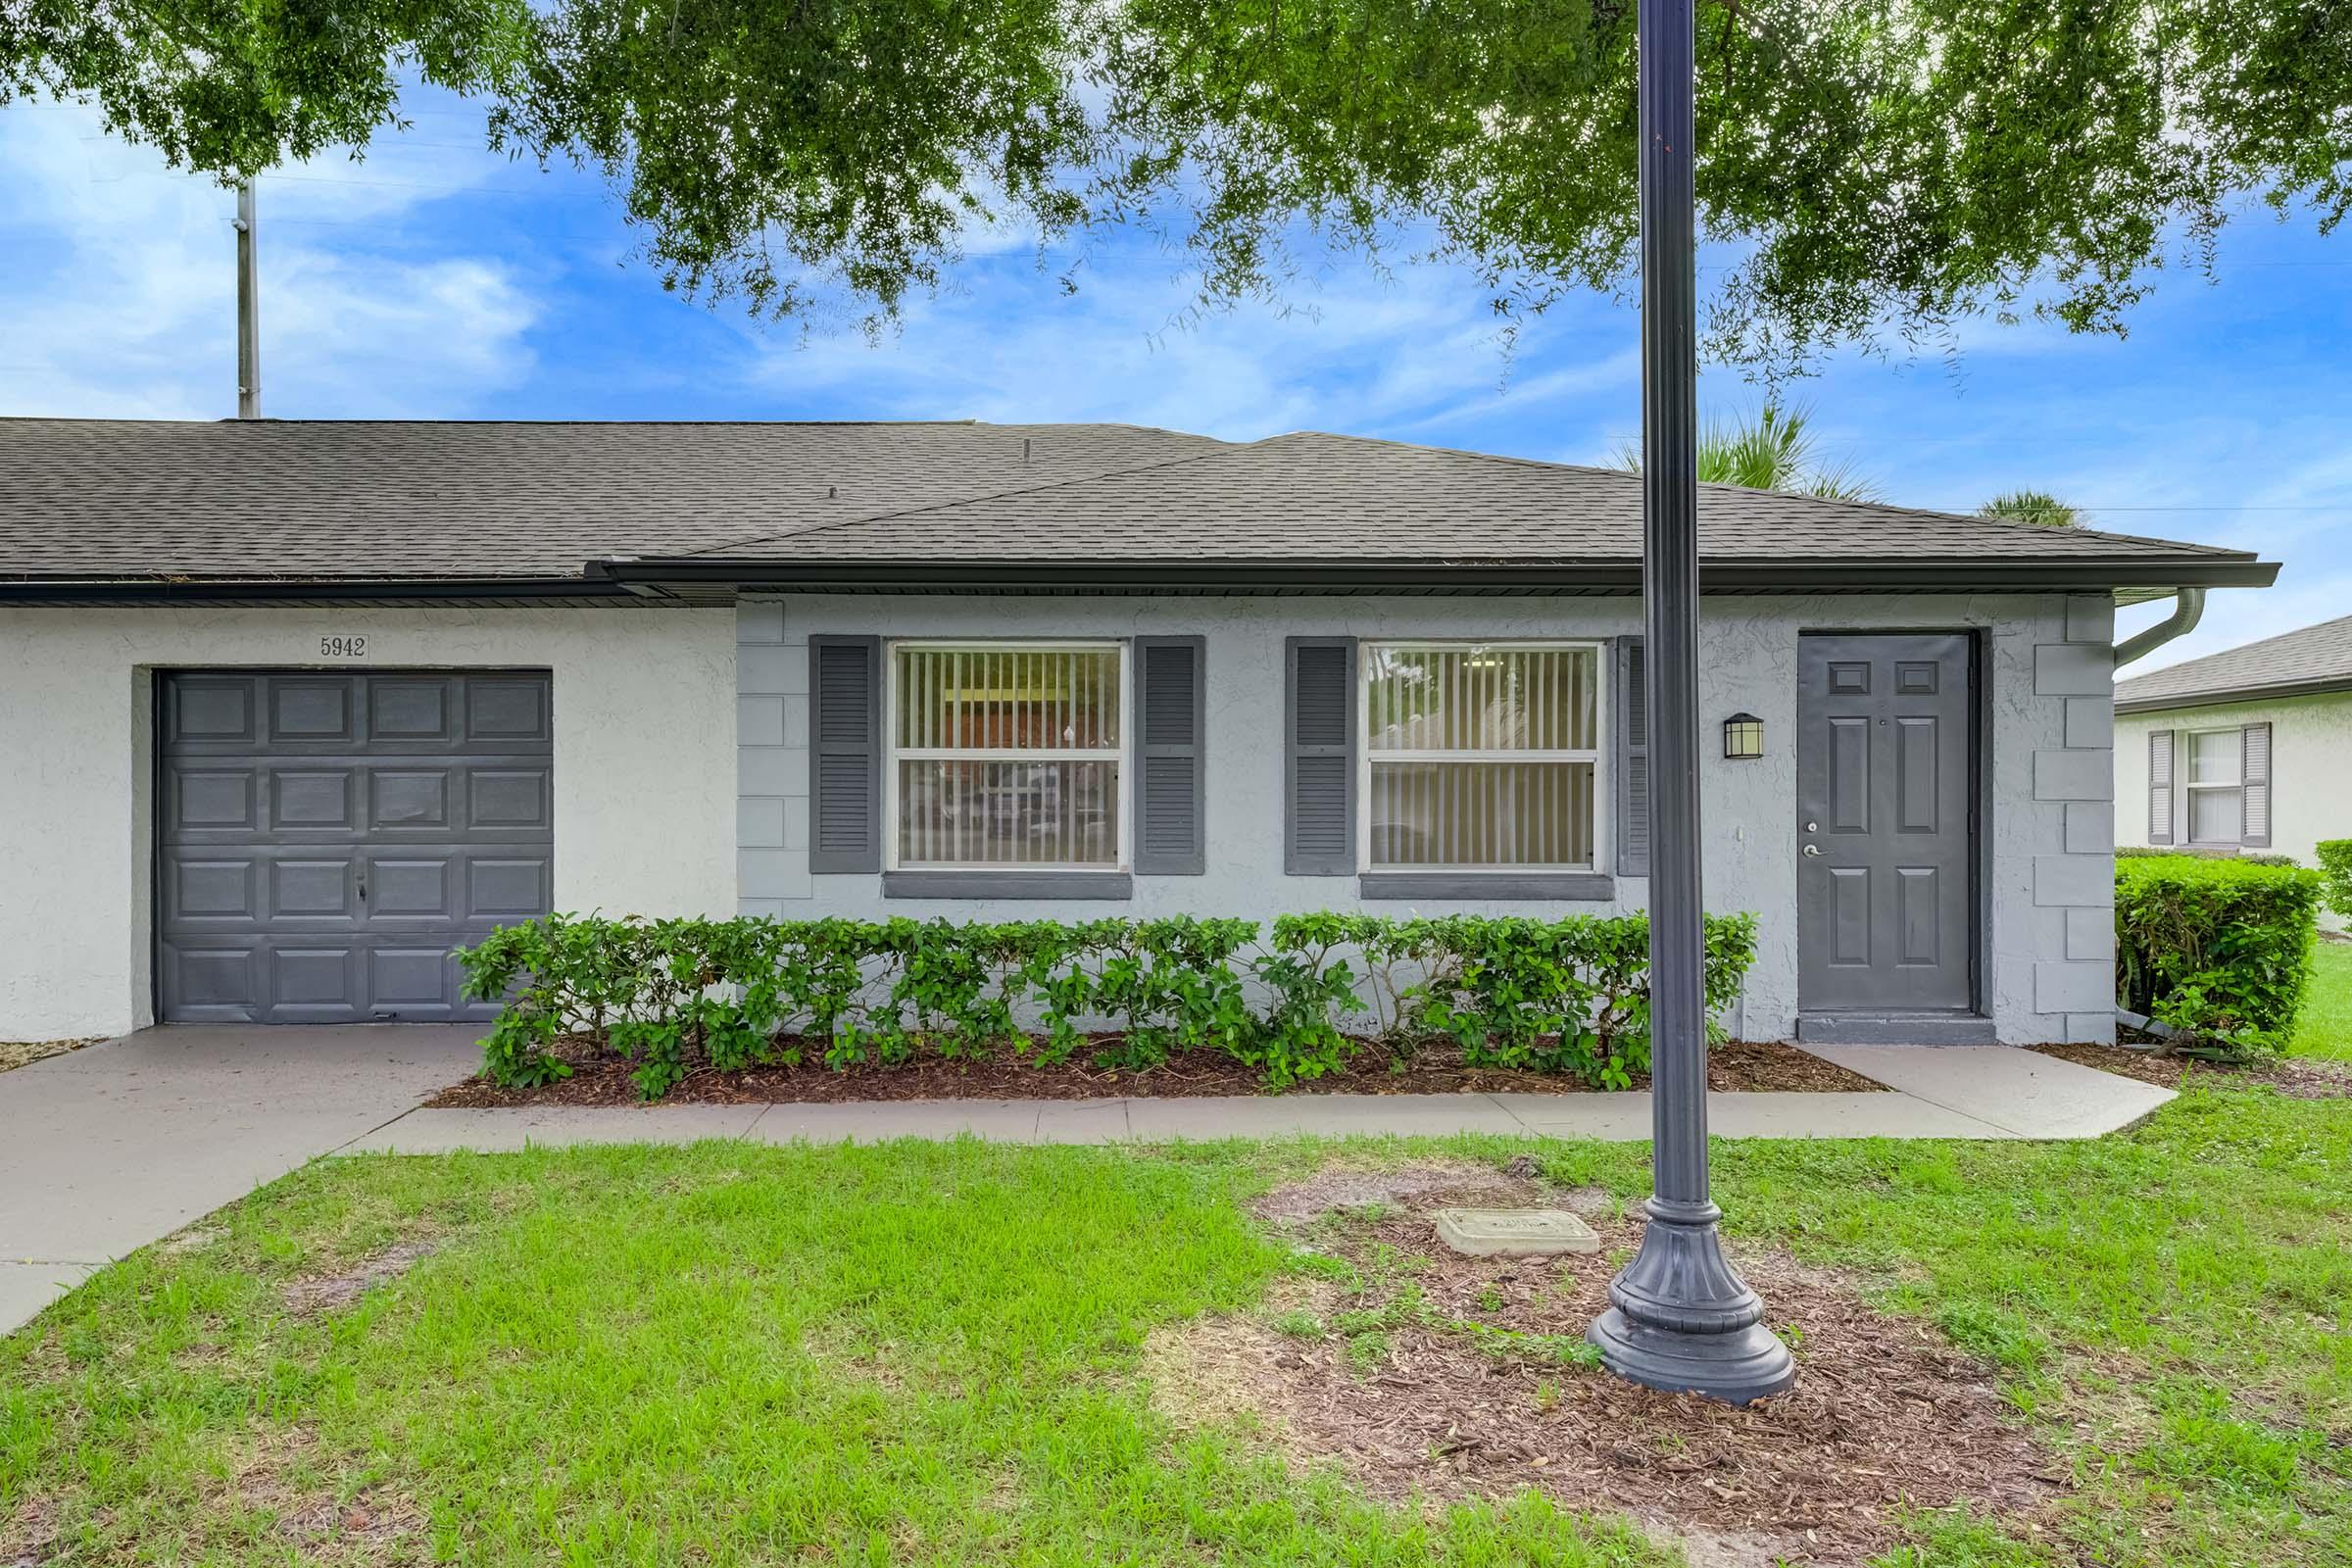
[2113,587,2205,670]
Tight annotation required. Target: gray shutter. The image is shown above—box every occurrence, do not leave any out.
[1616,637,1650,876]
[1285,636,1356,875]
[2240,722,2272,848]
[808,635,881,873]
[2146,728,2176,845]
[1135,636,1206,874]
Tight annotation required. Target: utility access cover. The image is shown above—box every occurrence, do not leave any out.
[1431,1208,1601,1258]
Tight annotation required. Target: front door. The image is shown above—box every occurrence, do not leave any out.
[1796,633,1976,1013]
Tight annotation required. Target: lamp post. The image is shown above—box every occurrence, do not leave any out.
[1586,0,1795,1406]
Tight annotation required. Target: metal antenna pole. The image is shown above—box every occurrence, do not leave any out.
[1587,0,1794,1406]
[235,179,261,418]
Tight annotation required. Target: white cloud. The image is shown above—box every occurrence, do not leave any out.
[0,101,545,418]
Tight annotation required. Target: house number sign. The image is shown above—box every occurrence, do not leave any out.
[318,634,368,658]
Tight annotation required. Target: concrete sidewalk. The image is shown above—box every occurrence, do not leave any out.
[0,1025,478,1333]
[345,1046,2173,1153]
[4,1030,2171,1337]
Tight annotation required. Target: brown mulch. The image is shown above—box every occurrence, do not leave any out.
[427,1036,1883,1108]
[1144,1163,2062,1568]
[0,1036,105,1074]
[2033,1042,2352,1101]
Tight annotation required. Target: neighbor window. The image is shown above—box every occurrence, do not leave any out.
[888,642,1124,869]
[2185,727,2244,845]
[1362,642,1600,869]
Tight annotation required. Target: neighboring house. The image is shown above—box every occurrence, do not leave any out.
[2115,614,2352,914]
[0,419,2278,1048]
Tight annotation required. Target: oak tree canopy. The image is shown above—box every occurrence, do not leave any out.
[7,0,2346,368]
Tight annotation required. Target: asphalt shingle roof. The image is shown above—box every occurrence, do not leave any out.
[2116,612,2352,711]
[0,417,2260,589]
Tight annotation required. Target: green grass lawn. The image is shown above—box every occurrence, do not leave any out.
[4,1090,2347,1567]
[2290,939,2352,1060]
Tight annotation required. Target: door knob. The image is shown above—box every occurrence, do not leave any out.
[1801,845,1822,857]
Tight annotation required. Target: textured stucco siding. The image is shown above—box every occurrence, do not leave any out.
[741,593,2115,1045]
[2115,689,2352,927]
[0,607,738,1040]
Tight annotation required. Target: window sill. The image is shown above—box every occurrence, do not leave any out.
[882,870,1133,901]
[1356,872,1615,902]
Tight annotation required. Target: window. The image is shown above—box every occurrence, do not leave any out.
[1361,642,1601,869]
[887,642,1125,869]
[2185,727,2244,845]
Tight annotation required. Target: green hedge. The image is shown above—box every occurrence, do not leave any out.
[2115,855,2322,1057]
[458,911,1760,1100]
[2315,839,2352,922]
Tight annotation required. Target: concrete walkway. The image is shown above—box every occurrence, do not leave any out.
[3,1030,2170,1336]
[0,1025,477,1334]
[347,1045,2173,1152]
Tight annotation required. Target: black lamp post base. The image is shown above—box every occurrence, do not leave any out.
[1586,1198,1795,1406]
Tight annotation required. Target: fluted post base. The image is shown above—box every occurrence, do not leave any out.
[1587,1196,1794,1405]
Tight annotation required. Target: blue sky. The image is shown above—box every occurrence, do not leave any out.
[4,89,2346,669]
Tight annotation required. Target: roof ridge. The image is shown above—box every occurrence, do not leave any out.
[1255,428,2244,557]
[665,434,1248,561]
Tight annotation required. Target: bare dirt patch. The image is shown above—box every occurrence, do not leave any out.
[2034,1042,2352,1100]
[217,1425,424,1562]
[1,1493,59,1566]
[280,1243,436,1315]
[1152,1163,2061,1568]
[0,1037,103,1074]
[429,1036,1880,1107]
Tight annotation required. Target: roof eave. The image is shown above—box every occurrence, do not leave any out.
[0,575,646,608]
[607,554,2279,596]
[2115,674,2352,715]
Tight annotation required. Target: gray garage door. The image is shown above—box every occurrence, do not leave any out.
[157,670,553,1023]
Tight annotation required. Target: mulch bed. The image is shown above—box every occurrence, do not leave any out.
[1144,1160,2062,1568]
[426,1036,1885,1108]
[2034,1041,2352,1101]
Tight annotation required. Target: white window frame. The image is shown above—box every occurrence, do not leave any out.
[2184,725,2245,846]
[1356,639,1608,874]
[881,638,1132,873]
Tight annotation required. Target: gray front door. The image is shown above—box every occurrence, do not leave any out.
[157,670,553,1023]
[1796,634,1975,1013]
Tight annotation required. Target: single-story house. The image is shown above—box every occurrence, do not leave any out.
[0,418,2278,1047]
[2115,613,2352,911]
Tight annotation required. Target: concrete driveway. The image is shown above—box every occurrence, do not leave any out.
[0,1025,477,1334]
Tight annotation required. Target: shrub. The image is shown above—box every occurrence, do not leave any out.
[2316,839,2352,922]
[458,910,1760,1099]
[2115,855,2322,1058]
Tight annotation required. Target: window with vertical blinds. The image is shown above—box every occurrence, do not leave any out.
[890,643,1123,868]
[1362,643,1600,869]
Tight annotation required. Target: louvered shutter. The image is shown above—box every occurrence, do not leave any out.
[1135,637,1206,874]
[2240,722,2273,848]
[1616,637,1650,876]
[1285,637,1357,875]
[808,635,881,873]
[2146,729,2176,845]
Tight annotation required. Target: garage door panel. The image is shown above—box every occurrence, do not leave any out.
[466,857,549,920]
[369,678,459,743]
[271,858,357,919]
[159,670,551,1024]
[466,678,550,743]
[269,678,360,744]
[166,858,259,923]
[168,676,260,745]
[466,767,550,830]
[270,768,359,830]
[369,769,451,829]
[170,767,260,830]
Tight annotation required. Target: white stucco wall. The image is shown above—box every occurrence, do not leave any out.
[2115,689,2352,925]
[0,607,738,1040]
[740,592,2117,1045]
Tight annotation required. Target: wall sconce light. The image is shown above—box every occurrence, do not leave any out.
[1723,712,1764,760]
